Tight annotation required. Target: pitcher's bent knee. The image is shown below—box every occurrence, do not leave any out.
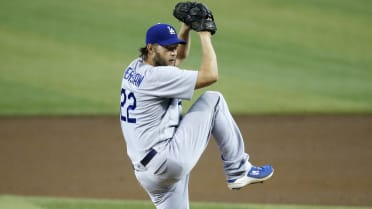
[201,91,224,101]
[188,91,226,113]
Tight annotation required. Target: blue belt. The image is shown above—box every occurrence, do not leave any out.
[140,148,157,166]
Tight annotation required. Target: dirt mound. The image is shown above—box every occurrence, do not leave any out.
[1,115,371,206]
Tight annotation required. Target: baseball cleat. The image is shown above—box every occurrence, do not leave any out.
[227,165,274,190]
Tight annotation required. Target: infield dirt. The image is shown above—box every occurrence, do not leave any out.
[1,115,371,206]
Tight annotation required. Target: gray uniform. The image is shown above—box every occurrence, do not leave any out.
[120,58,251,209]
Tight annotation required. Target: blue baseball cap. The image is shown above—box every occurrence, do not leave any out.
[146,23,186,46]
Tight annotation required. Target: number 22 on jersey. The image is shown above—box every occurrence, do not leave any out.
[120,88,137,123]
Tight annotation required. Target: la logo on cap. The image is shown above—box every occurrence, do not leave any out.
[168,26,176,35]
[145,23,186,46]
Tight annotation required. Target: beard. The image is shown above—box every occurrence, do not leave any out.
[153,51,174,67]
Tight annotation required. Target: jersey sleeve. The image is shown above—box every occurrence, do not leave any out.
[140,66,198,100]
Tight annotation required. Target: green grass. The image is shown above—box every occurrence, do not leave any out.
[1,195,371,209]
[1,0,372,115]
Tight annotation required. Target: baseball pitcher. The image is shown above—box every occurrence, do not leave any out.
[119,2,274,209]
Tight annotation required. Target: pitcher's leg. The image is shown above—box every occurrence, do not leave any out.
[210,92,251,179]
[170,91,250,179]
[203,92,273,189]
[168,92,218,172]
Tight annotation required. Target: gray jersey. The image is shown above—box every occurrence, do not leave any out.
[120,58,198,164]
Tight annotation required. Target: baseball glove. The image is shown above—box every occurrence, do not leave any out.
[173,2,217,35]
